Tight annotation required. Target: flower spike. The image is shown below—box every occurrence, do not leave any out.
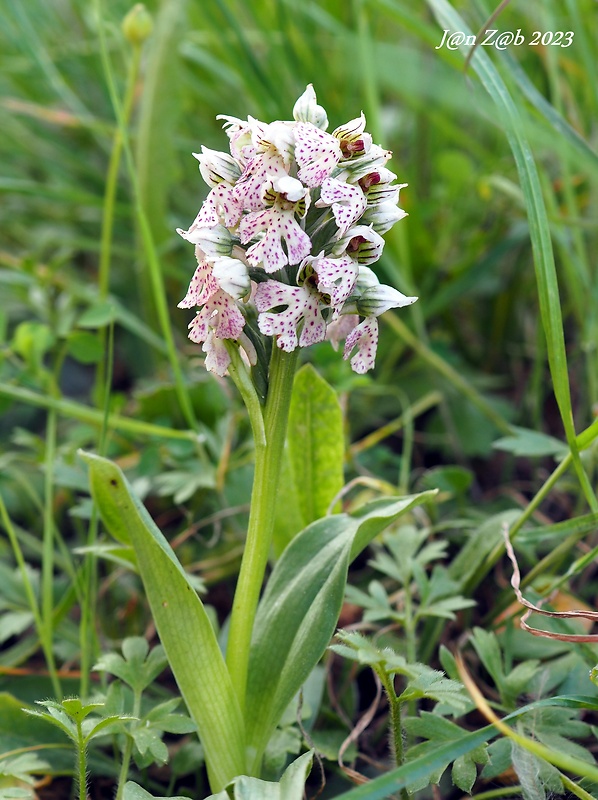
[177,87,416,375]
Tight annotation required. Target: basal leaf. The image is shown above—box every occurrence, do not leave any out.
[82,451,245,792]
[245,491,436,770]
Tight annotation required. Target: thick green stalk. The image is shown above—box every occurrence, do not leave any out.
[226,346,298,712]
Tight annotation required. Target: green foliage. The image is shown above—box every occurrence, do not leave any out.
[83,451,246,792]
[2,0,598,796]
[273,364,344,556]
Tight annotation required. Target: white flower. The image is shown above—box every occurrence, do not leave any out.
[217,115,256,165]
[316,177,367,234]
[335,225,386,266]
[350,265,417,316]
[312,254,359,309]
[176,223,233,256]
[178,87,418,376]
[239,178,311,272]
[357,283,417,317]
[327,313,358,351]
[294,122,342,187]
[363,202,407,235]
[343,317,378,373]
[211,256,250,299]
[334,144,392,182]
[194,147,241,187]
[255,280,326,352]
[177,249,218,309]
[202,329,231,377]
[333,112,373,158]
[188,290,245,343]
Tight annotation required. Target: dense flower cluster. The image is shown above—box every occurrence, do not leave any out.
[178,86,417,376]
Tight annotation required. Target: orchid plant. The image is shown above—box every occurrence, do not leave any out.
[84,87,431,797]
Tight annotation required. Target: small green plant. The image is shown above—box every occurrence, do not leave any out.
[23,697,130,800]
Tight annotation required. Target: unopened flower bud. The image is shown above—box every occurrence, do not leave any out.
[293,84,329,130]
[356,284,418,317]
[212,257,250,299]
[363,202,407,234]
[177,223,233,256]
[195,147,241,187]
[122,4,153,46]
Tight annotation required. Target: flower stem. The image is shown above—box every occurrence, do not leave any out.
[226,346,298,713]
[377,668,409,800]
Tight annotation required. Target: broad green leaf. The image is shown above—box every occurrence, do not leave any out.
[205,751,313,800]
[77,301,117,329]
[123,783,187,800]
[245,491,436,769]
[66,331,103,365]
[273,365,344,556]
[493,427,568,458]
[82,451,245,792]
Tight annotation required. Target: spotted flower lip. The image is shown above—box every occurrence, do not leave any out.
[316,177,367,234]
[177,86,416,375]
[255,280,327,352]
[294,122,342,187]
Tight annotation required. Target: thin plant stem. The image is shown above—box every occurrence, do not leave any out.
[0,383,199,442]
[376,669,408,800]
[115,687,142,800]
[225,346,299,712]
[76,719,87,800]
[94,39,142,401]
[479,416,598,612]
[98,46,141,301]
[93,0,204,446]
[79,322,115,699]
[42,405,62,700]
[469,788,523,799]
[0,493,44,642]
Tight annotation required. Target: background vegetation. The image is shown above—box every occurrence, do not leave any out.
[1,0,597,798]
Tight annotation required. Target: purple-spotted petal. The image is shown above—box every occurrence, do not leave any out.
[203,330,231,377]
[240,207,312,272]
[178,250,218,308]
[316,177,367,233]
[314,254,359,308]
[186,290,245,344]
[343,316,378,373]
[255,280,326,351]
[234,150,289,211]
[294,122,342,187]
[327,313,358,351]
